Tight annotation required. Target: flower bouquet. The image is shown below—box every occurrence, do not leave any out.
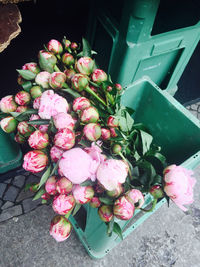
[0,37,196,244]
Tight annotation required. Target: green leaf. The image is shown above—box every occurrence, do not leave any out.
[49,161,60,177]
[38,165,51,189]
[33,188,45,201]
[24,183,33,192]
[42,199,47,204]
[27,119,50,125]
[0,112,8,119]
[10,109,38,121]
[80,180,94,187]
[22,81,32,92]
[72,204,81,216]
[99,197,114,205]
[118,116,129,132]
[145,151,166,165]
[16,69,36,80]
[140,130,153,155]
[61,88,81,98]
[78,139,91,148]
[82,38,92,57]
[38,51,54,73]
[126,112,134,131]
[107,218,114,237]
[113,222,123,240]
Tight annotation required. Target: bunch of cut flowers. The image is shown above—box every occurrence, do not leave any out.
[0,37,196,242]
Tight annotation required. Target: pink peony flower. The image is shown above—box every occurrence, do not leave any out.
[150,185,164,199]
[90,196,101,208]
[71,73,89,92]
[45,176,58,195]
[101,128,111,141]
[16,106,28,113]
[52,194,75,215]
[83,123,101,141]
[54,128,75,150]
[22,62,40,74]
[41,192,51,200]
[17,121,35,137]
[56,177,73,195]
[15,91,31,106]
[92,69,107,84]
[72,97,91,112]
[107,116,119,127]
[163,165,196,211]
[96,159,128,191]
[98,205,113,222]
[76,57,95,75]
[50,215,72,242]
[23,150,48,173]
[38,90,69,119]
[29,114,40,128]
[113,196,135,220]
[50,145,64,163]
[53,112,75,130]
[80,106,99,123]
[33,96,41,109]
[0,116,17,133]
[49,72,66,89]
[30,85,43,99]
[62,53,75,66]
[39,50,57,66]
[106,183,124,198]
[110,127,118,137]
[58,147,98,184]
[39,124,49,133]
[28,130,49,149]
[35,71,50,88]
[47,39,63,54]
[71,42,78,50]
[0,95,17,113]
[115,83,122,91]
[72,185,94,204]
[64,69,76,83]
[125,189,144,209]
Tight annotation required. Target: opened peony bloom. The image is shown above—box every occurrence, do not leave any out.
[163,165,196,211]
[52,194,75,215]
[97,159,128,191]
[50,216,72,242]
[72,185,94,204]
[23,150,48,173]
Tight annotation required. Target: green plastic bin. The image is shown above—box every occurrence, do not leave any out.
[87,0,200,96]
[0,128,23,174]
[69,76,200,259]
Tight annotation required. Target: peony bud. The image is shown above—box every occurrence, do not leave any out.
[0,95,17,113]
[23,150,48,173]
[83,123,101,141]
[98,205,114,222]
[71,42,78,50]
[92,69,107,84]
[30,86,43,99]
[71,74,89,92]
[107,86,113,92]
[14,132,26,144]
[63,39,71,49]
[80,106,99,123]
[110,127,118,138]
[64,69,76,83]
[29,183,39,192]
[150,185,164,199]
[101,128,111,141]
[53,112,75,130]
[113,196,135,220]
[115,83,122,91]
[39,50,57,66]
[56,177,73,195]
[72,97,91,112]
[47,39,63,54]
[17,121,35,137]
[35,71,50,88]
[112,144,122,154]
[45,176,58,195]
[52,194,75,215]
[125,189,145,209]
[62,53,75,66]
[29,114,40,128]
[15,91,31,106]
[90,196,101,208]
[41,192,51,200]
[38,124,49,133]
[22,62,40,74]
[54,128,75,150]
[50,215,72,242]
[17,75,25,85]
[107,116,119,127]
[72,185,94,204]
[33,96,41,109]
[76,57,95,75]
[106,183,123,198]
[0,116,17,133]
[16,106,28,113]
[50,145,64,163]
[49,72,66,89]
[28,130,49,149]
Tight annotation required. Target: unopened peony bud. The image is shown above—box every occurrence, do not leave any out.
[29,183,39,192]
[101,128,111,141]
[125,189,144,209]
[54,128,75,150]
[30,86,43,99]
[47,39,63,54]
[112,144,122,154]
[35,71,50,88]
[45,176,58,195]
[17,121,35,137]
[39,50,57,66]
[98,205,113,222]
[28,130,49,149]
[72,185,94,204]
[71,42,78,50]
[52,194,75,215]
[110,127,118,138]
[90,196,101,208]
[64,69,76,83]
[53,112,75,130]
[72,97,90,112]
[56,177,73,195]
[63,39,71,49]
[80,106,99,123]
[0,117,17,133]
[107,86,113,92]
[15,91,31,106]
[17,75,25,85]
[50,145,64,163]
[38,124,49,133]
[62,53,75,66]
[76,57,95,75]
[150,185,164,199]
[0,95,17,113]
[106,183,123,198]
[16,106,28,113]
[22,62,40,74]
[92,69,107,84]
[71,74,89,92]
[33,96,41,109]
[15,132,26,144]
[49,72,66,89]
[50,215,72,242]
[107,116,119,127]
[83,123,101,141]
[41,192,51,200]
[23,150,48,173]
[113,196,134,220]
[115,83,122,91]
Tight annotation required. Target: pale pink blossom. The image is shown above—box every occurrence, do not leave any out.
[53,112,75,130]
[50,216,72,242]
[50,145,64,163]
[125,189,144,209]
[72,185,94,204]
[54,128,75,150]
[35,71,50,88]
[23,150,48,173]
[39,124,49,133]
[52,194,75,215]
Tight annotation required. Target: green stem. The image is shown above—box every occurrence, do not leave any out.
[140,198,158,212]
[85,86,106,106]
[64,208,73,219]
[63,82,70,89]
[57,54,61,61]
[119,152,132,179]
[54,65,61,72]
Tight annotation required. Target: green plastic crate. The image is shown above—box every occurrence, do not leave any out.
[0,128,22,174]
[69,77,200,259]
[87,0,200,95]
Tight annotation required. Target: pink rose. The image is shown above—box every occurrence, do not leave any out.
[28,130,49,149]
[50,145,64,163]
[54,128,75,150]
[50,216,72,242]
[53,112,75,130]
[72,185,94,204]
[96,159,128,191]
[113,196,135,220]
[52,194,75,215]
[0,95,17,113]
[45,176,58,195]
[56,177,73,195]
[23,150,48,173]
[125,189,144,209]
[164,165,196,211]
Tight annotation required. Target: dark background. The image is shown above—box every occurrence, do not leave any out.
[0,0,199,105]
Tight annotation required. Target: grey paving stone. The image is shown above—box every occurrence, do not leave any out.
[22,197,41,213]
[3,186,19,202]
[190,104,198,110]
[12,175,25,188]
[25,174,40,185]
[1,201,14,210]
[16,188,35,202]
[0,183,7,198]
[0,205,22,222]
[23,171,31,176]
[3,178,12,184]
